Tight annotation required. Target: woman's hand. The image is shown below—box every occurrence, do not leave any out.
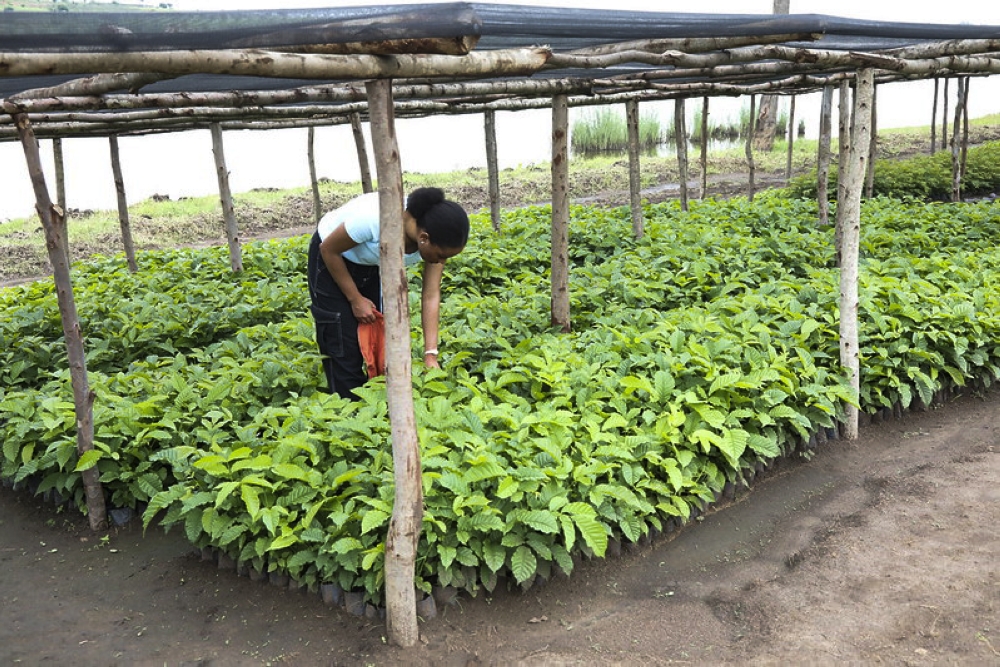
[351,296,379,323]
[423,352,440,369]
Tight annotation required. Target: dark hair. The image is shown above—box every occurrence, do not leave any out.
[406,187,469,250]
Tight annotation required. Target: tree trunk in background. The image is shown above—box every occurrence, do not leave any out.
[700,96,709,199]
[835,81,851,266]
[817,86,833,226]
[485,110,501,232]
[8,108,107,532]
[108,135,138,272]
[367,78,422,648]
[838,68,875,442]
[674,98,689,212]
[745,94,757,202]
[625,99,644,238]
[350,112,374,193]
[550,94,571,332]
[308,127,322,225]
[210,123,243,272]
[752,0,790,152]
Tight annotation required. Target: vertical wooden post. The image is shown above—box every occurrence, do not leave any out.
[210,123,243,272]
[484,110,501,233]
[961,77,970,191]
[838,69,875,442]
[108,135,138,272]
[625,99,643,238]
[835,80,852,264]
[931,78,939,154]
[817,86,834,227]
[674,98,689,212]
[745,94,757,202]
[366,78,422,648]
[308,127,322,226]
[785,95,796,183]
[865,85,878,199]
[51,137,71,266]
[951,77,966,203]
[942,77,950,152]
[350,112,374,193]
[6,107,107,532]
[700,96,709,200]
[53,138,66,214]
[550,94,571,333]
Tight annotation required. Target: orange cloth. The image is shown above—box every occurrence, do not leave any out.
[357,310,386,379]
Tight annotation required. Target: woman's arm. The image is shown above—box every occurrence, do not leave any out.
[421,260,445,368]
[319,225,378,323]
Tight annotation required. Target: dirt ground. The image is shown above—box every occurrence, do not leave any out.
[2,385,998,666]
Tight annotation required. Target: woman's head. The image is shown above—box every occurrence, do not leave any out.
[406,187,469,256]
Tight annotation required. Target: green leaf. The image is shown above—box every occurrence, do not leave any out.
[361,509,390,535]
[512,509,559,534]
[482,541,506,573]
[241,484,261,520]
[74,449,102,472]
[510,545,537,584]
[267,531,299,552]
[571,513,608,558]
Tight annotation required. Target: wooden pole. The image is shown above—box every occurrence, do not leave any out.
[484,110,501,233]
[835,81,851,265]
[108,135,138,272]
[838,68,875,441]
[350,112,374,194]
[785,94,796,183]
[931,78,939,154]
[951,77,966,202]
[745,94,757,201]
[865,85,878,199]
[5,107,107,531]
[961,77,970,187]
[209,123,243,272]
[625,99,643,238]
[700,96,709,200]
[817,86,833,227]
[308,127,322,226]
[550,94,571,333]
[675,98,689,212]
[366,77,422,648]
[942,77,950,153]
[52,137,69,265]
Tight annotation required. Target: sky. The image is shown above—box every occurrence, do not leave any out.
[159,0,1000,26]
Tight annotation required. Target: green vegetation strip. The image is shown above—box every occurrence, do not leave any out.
[2,194,999,605]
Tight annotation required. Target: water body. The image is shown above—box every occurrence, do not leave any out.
[2,77,998,222]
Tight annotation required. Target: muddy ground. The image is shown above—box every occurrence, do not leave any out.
[1,387,998,666]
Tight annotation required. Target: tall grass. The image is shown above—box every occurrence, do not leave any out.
[571,108,669,155]
[574,101,797,152]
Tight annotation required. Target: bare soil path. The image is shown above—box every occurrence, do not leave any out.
[2,388,997,666]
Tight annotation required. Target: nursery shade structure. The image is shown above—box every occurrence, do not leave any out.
[4,1,1000,648]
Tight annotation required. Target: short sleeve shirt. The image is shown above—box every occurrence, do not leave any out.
[316,192,421,267]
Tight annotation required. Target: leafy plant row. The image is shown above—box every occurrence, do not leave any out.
[2,195,999,606]
[0,238,309,392]
[786,140,1000,201]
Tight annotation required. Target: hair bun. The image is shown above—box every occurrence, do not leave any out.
[406,187,445,219]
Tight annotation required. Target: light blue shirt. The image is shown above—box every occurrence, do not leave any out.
[317,192,421,267]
